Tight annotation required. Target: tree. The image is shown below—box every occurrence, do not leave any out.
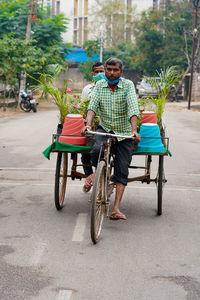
[78,40,140,81]
[103,42,138,72]
[32,14,68,49]
[89,0,136,48]
[78,40,100,81]
[133,10,165,75]
[160,1,193,71]
[0,0,70,108]
[0,0,29,39]
[133,1,195,75]
[82,40,100,60]
[0,0,69,49]
[0,34,45,110]
[79,61,94,81]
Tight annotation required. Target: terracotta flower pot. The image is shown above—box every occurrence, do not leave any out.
[59,114,86,145]
[141,111,157,124]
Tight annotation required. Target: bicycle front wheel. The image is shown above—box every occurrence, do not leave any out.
[90,161,106,244]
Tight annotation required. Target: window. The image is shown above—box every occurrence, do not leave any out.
[74,0,78,17]
[79,18,83,45]
[84,0,88,15]
[153,0,158,9]
[84,17,88,41]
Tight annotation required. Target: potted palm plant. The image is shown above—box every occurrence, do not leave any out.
[29,65,99,138]
[29,64,84,135]
[144,66,181,132]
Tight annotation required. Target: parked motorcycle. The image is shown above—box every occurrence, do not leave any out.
[19,90,38,112]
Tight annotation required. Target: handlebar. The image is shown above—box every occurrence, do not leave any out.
[86,129,135,139]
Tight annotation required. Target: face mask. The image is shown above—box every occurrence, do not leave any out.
[93,72,105,81]
[104,75,122,85]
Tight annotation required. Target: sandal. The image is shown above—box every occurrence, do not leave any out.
[109,211,127,220]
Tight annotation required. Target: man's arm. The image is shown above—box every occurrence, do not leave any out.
[130,115,141,142]
[86,110,95,127]
[81,110,95,135]
[126,81,140,120]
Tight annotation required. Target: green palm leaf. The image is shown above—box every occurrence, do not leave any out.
[144,66,181,128]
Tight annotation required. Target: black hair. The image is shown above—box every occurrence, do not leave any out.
[105,57,123,70]
[92,61,104,71]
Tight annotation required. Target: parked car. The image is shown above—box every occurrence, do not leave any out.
[137,77,160,98]
[167,82,183,102]
[136,81,141,93]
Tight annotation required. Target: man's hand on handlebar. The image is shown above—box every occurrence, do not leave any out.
[131,131,141,143]
[81,125,91,135]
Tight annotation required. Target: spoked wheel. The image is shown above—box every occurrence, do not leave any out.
[20,102,31,112]
[55,152,68,210]
[106,160,114,215]
[156,155,166,216]
[90,161,106,244]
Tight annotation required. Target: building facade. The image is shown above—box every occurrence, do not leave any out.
[72,0,161,46]
[40,0,163,45]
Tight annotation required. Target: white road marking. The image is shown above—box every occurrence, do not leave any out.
[1,168,200,176]
[57,290,73,300]
[0,167,54,171]
[0,181,199,192]
[29,241,47,266]
[127,185,200,192]
[72,213,88,242]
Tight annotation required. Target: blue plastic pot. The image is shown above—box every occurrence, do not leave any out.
[138,123,164,152]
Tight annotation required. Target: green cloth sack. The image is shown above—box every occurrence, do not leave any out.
[43,142,172,160]
[43,141,93,160]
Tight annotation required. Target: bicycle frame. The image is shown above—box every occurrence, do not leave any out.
[87,129,135,216]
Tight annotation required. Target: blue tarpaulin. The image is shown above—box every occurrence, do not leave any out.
[65,47,99,63]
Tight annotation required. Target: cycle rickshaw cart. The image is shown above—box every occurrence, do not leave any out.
[43,128,171,244]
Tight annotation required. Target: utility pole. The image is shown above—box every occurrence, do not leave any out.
[188,0,199,110]
[19,0,36,92]
[26,0,34,40]
[99,25,104,62]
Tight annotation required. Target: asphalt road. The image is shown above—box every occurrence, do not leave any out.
[0,104,200,300]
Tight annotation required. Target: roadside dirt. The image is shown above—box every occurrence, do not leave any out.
[0,100,57,118]
[165,101,200,112]
[0,100,199,119]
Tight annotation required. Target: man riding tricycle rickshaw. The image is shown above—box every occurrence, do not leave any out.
[43,57,175,244]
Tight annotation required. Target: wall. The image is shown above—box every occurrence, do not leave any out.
[192,73,200,102]
[60,0,74,43]
[57,66,89,91]
[132,0,154,12]
[57,66,142,91]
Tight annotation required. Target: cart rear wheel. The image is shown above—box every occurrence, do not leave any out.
[90,161,106,244]
[156,155,166,216]
[55,152,68,210]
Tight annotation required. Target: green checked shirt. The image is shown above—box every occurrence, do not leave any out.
[88,78,139,140]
